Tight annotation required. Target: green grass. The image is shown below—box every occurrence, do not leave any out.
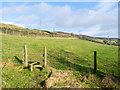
[2,34,118,88]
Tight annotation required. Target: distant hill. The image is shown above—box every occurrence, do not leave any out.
[0,23,75,38]
[0,23,24,29]
[0,23,118,46]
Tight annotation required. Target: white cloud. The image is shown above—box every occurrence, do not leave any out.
[34,2,52,13]
[1,0,119,2]
[1,2,118,37]
[14,15,40,28]
[80,25,101,36]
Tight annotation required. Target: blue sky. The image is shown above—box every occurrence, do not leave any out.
[0,1,118,37]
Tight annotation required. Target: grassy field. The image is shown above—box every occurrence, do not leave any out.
[2,34,118,88]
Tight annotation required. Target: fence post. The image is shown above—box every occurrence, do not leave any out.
[94,51,97,74]
[44,47,47,67]
[23,47,25,64]
[25,44,28,67]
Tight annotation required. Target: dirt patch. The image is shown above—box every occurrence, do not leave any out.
[45,67,82,88]
[100,75,118,88]
[2,59,18,69]
[44,67,118,88]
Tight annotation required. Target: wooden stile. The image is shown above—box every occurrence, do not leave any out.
[23,44,47,71]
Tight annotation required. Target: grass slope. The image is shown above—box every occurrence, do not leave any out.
[0,23,24,29]
[1,23,74,38]
[2,35,118,88]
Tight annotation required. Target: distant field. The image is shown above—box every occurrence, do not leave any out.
[2,35,118,88]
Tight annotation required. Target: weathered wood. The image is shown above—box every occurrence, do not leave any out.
[25,44,28,67]
[94,51,97,74]
[23,44,45,71]
[31,64,33,71]
[34,65,43,67]
[44,47,47,67]
[29,62,38,66]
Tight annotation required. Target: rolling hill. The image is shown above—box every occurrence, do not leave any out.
[0,23,118,46]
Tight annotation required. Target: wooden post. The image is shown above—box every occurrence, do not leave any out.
[25,44,28,67]
[94,51,97,74]
[31,65,33,71]
[44,47,47,67]
[23,47,25,64]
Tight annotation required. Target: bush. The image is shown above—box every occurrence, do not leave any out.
[103,40,108,44]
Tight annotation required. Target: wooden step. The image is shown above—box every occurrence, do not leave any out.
[34,65,43,67]
[29,62,38,66]
[30,65,43,71]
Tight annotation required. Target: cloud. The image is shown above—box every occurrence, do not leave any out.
[34,2,52,13]
[13,15,41,29]
[1,2,118,37]
[1,2,51,16]
[1,0,119,2]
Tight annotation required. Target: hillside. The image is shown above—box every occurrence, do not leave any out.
[0,23,75,38]
[0,23,24,29]
[0,23,118,46]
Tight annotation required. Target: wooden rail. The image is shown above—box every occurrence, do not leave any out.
[29,62,38,66]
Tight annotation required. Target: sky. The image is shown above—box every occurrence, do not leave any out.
[0,1,118,38]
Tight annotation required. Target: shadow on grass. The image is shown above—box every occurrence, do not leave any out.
[23,66,31,71]
[50,50,106,78]
[14,56,23,64]
[23,64,43,71]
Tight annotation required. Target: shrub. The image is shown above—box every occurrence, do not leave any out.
[103,40,108,44]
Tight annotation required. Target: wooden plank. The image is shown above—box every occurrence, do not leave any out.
[28,60,43,63]
[29,62,38,66]
[94,51,97,74]
[34,65,43,67]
